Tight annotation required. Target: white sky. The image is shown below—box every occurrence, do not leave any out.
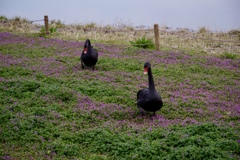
[0,0,240,31]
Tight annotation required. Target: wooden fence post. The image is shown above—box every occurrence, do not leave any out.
[44,15,49,35]
[154,24,160,51]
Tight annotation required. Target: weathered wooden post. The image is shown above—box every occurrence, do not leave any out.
[44,15,49,35]
[154,24,160,51]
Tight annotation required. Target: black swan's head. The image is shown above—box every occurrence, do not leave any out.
[144,62,151,74]
[83,39,91,53]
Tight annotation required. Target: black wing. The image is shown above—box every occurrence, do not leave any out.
[137,88,149,100]
[91,47,98,61]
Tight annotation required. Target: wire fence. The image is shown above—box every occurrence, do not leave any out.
[69,24,239,54]
[80,27,239,42]
[28,19,44,23]
[1,15,239,54]
[158,29,239,43]
[0,19,44,24]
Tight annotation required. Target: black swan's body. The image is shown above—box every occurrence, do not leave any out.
[137,62,163,116]
[80,39,98,70]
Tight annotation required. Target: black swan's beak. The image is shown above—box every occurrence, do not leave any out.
[84,47,87,53]
[144,67,148,74]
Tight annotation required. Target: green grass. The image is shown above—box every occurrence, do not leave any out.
[0,32,239,159]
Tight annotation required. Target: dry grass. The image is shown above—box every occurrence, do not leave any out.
[0,16,239,55]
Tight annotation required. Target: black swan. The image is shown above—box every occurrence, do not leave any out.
[80,39,98,70]
[137,62,163,116]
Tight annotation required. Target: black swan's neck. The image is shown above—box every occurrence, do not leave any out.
[86,40,92,53]
[87,44,92,55]
[148,68,155,92]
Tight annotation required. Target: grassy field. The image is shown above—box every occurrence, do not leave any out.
[0,17,240,159]
[1,16,240,54]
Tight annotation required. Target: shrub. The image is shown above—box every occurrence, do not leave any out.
[40,23,58,36]
[228,29,240,36]
[0,15,8,21]
[84,22,97,29]
[130,37,155,49]
[13,16,21,22]
[198,27,208,34]
[220,52,237,59]
[50,19,63,28]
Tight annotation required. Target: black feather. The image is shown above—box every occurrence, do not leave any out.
[80,39,98,70]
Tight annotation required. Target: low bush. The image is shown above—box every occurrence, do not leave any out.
[130,36,155,49]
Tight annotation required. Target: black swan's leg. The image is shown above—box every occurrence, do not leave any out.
[92,65,95,71]
[149,112,156,120]
[81,61,84,69]
[152,112,156,117]
[138,106,144,116]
